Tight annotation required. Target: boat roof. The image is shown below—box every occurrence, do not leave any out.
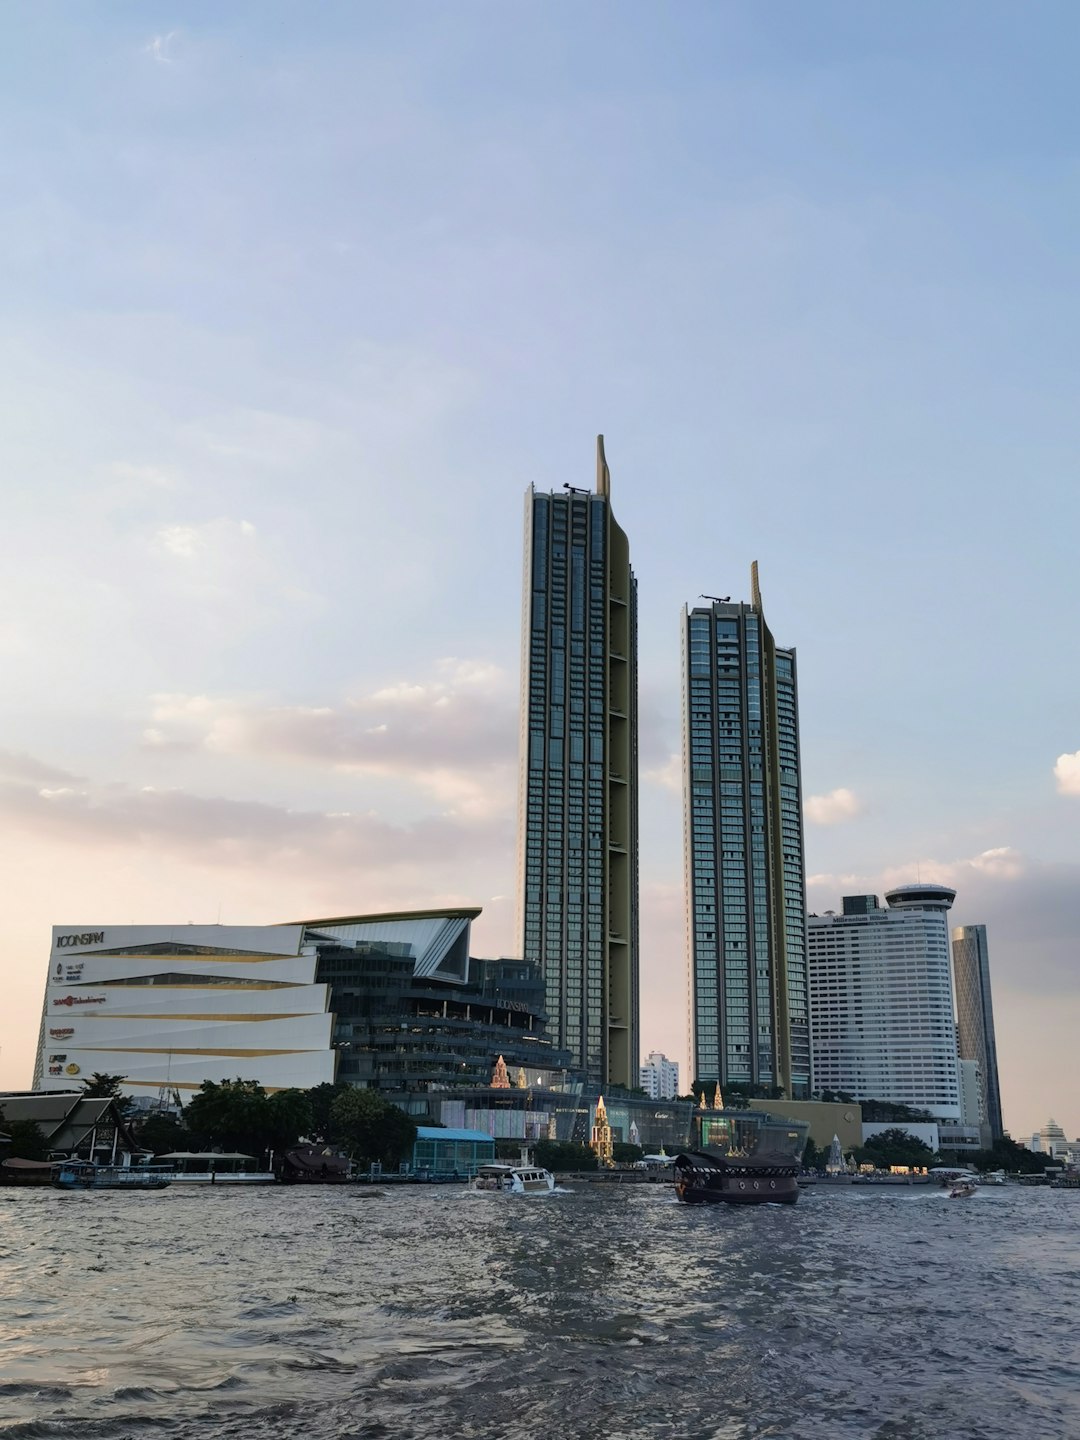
[158,1151,258,1160]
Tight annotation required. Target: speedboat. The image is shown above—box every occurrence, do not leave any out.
[471,1163,555,1194]
[949,1181,977,1200]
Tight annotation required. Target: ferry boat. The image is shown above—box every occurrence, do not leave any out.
[471,1162,555,1194]
[158,1152,276,1185]
[674,1111,809,1206]
[54,1161,172,1191]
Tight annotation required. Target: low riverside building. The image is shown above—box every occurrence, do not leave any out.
[411,1127,495,1178]
[0,1091,140,1161]
[34,911,567,1107]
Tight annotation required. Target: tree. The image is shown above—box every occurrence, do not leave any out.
[612,1142,644,1164]
[329,1088,416,1169]
[802,1137,822,1171]
[133,1112,190,1156]
[973,1135,1054,1175]
[266,1089,314,1150]
[183,1079,274,1155]
[306,1081,351,1141]
[1,1118,50,1162]
[855,1127,935,1170]
[533,1140,597,1173]
[81,1072,127,1098]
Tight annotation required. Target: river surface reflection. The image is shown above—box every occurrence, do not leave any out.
[1,1182,1077,1438]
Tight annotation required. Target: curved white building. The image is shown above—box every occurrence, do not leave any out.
[35,923,336,1098]
[807,886,962,1120]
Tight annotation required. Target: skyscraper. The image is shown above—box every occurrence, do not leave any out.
[516,437,639,1087]
[951,923,1004,1140]
[807,885,962,1119]
[682,567,810,1099]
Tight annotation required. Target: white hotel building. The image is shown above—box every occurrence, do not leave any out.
[807,885,962,1121]
[35,923,337,1099]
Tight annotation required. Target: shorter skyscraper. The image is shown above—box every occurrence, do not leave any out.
[807,885,962,1119]
[640,1050,680,1100]
[951,924,1004,1141]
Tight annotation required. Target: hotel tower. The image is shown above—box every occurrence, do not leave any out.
[516,437,639,1088]
[951,923,1005,1140]
[682,567,811,1099]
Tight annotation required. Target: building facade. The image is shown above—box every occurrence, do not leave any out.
[640,1050,680,1100]
[35,923,336,1098]
[951,923,1004,1141]
[682,565,810,1099]
[34,910,567,1104]
[807,886,962,1120]
[516,436,639,1088]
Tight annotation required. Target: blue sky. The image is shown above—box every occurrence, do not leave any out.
[1,3,1078,1138]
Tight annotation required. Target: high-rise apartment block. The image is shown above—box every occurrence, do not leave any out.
[807,885,962,1119]
[640,1050,680,1100]
[516,437,639,1087]
[682,567,810,1099]
[951,923,1004,1140]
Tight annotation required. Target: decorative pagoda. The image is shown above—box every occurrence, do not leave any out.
[590,1095,614,1167]
[712,1083,724,1110]
[490,1055,511,1088]
[516,1067,528,1089]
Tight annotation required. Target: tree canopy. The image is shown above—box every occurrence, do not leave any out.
[328,1088,416,1168]
[182,1079,312,1157]
[855,1127,936,1169]
[0,1109,50,1162]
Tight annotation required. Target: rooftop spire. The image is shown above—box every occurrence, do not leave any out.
[596,434,610,498]
[750,559,762,611]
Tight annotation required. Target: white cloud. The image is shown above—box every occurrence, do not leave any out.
[146,32,179,65]
[143,658,519,819]
[1054,751,1080,796]
[644,753,682,793]
[805,787,860,825]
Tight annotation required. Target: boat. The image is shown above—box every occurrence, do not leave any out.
[949,1181,977,1200]
[276,1144,350,1184]
[157,1151,276,1185]
[471,1162,555,1194]
[54,1161,172,1191]
[673,1111,808,1206]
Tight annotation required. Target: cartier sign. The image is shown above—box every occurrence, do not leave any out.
[56,932,104,949]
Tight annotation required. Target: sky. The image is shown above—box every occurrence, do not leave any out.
[1,2,1078,1140]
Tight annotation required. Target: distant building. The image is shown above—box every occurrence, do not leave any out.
[640,1051,680,1100]
[682,566,810,1100]
[951,924,1005,1141]
[516,437,639,1088]
[1033,1118,1068,1158]
[807,886,962,1120]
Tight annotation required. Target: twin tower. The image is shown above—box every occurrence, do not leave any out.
[515,439,810,1099]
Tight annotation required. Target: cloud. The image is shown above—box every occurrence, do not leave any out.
[143,658,519,818]
[146,31,179,65]
[805,787,860,825]
[644,753,682,793]
[1054,751,1080,796]
[0,750,83,786]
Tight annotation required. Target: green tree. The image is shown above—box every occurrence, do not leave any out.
[533,1140,598,1172]
[133,1112,190,1156]
[612,1142,644,1164]
[183,1079,273,1155]
[802,1137,822,1171]
[1,1117,50,1161]
[855,1128,935,1169]
[329,1088,416,1169]
[306,1081,352,1140]
[973,1135,1054,1175]
[266,1089,314,1150]
[81,1072,127,1098]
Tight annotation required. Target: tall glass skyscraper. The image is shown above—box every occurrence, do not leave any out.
[682,566,810,1098]
[951,924,1005,1140]
[516,437,639,1088]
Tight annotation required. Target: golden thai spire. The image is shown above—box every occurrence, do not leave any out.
[516,1066,528,1089]
[698,1090,707,1109]
[491,1054,510,1088]
[713,1083,724,1110]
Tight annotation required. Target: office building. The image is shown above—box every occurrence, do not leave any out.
[951,924,1005,1141]
[807,886,962,1120]
[640,1050,680,1100]
[682,566,810,1098]
[516,436,639,1087]
[35,910,567,1102]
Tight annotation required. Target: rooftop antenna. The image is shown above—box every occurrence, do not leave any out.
[700,594,731,603]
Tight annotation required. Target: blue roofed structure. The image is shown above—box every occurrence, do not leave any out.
[412,1125,495,1177]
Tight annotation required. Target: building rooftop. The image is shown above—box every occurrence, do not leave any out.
[415,1127,494,1144]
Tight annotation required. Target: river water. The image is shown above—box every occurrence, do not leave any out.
[1,1182,1077,1439]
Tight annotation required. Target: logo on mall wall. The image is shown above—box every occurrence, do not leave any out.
[52,994,106,1007]
[64,1063,81,1076]
[49,1027,74,1039]
[56,932,104,950]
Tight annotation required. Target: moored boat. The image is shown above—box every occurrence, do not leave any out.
[54,1161,172,1191]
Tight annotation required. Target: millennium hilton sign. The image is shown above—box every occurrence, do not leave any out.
[56,932,105,949]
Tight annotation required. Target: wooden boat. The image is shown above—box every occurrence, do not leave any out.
[674,1110,808,1206]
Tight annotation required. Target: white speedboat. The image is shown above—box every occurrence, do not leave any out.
[471,1162,555,1194]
